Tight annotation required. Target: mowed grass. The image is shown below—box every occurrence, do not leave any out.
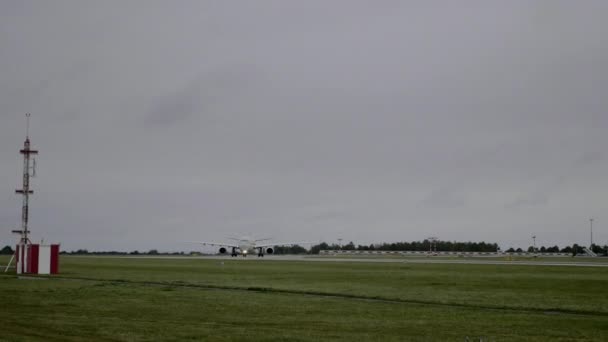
[0,255,607,341]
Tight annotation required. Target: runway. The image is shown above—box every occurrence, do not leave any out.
[306,257,608,268]
[99,254,608,268]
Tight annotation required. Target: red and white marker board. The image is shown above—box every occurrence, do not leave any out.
[15,244,60,275]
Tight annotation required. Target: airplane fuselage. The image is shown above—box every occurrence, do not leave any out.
[228,240,273,257]
[238,244,256,255]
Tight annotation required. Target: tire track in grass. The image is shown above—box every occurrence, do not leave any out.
[13,274,608,318]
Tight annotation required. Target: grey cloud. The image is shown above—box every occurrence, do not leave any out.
[421,188,467,209]
[143,65,264,126]
[505,149,606,210]
[309,211,345,222]
[506,193,551,210]
[1,1,607,251]
[144,78,205,126]
[576,151,605,166]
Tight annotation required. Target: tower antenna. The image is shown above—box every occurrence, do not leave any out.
[5,114,39,273]
[26,113,30,138]
[14,113,38,243]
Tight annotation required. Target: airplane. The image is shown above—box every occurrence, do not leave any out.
[192,236,311,257]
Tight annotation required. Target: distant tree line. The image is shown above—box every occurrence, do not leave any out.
[58,249,193,256]
[1,245,15,255]
[273,245,308,254]
[309,240,500,254]
[505,243,608,256]
[310,241,608,256]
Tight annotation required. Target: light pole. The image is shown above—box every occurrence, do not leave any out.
[427,237,438,254]
[590,218,594,248]
[532,235,536,253]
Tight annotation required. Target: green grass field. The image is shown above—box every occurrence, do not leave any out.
[1,255,607,341]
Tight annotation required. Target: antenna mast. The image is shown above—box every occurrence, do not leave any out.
[13,113,38,244]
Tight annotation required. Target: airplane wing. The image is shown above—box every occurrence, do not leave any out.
[188,241,239,248]
[256,242,316,248]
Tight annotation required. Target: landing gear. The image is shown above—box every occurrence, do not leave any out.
[231,247,237,257]
[257,247,264,257]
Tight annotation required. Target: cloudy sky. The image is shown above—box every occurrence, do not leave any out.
[1,1,607,252]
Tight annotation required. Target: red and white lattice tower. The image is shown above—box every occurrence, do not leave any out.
[4,114,59,274]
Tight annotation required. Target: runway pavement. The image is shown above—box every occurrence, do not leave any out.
[306,256,608,267]
[96,254,608,267]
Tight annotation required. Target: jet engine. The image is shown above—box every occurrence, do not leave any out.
[265,247,274,254]
[219,247,227,254]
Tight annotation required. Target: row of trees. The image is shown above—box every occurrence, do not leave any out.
[311,241,608,256]
[309,240,500,254]
[0,248,193,256]
[505,244,608,256]
[1,245,14,255]
[59,249,193,255]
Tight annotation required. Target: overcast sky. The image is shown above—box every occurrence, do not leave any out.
[1,1,607,252]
